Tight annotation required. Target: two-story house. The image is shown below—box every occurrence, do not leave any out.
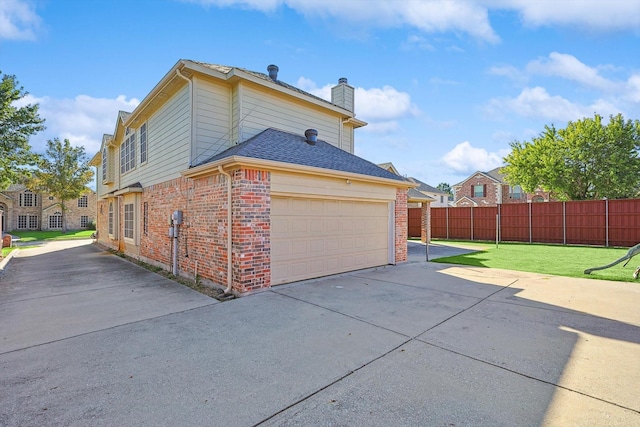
[89,60,414,296]
[452,167,551,207]
[0,184,97,233]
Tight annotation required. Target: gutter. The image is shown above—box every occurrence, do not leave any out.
[218,165,233,295]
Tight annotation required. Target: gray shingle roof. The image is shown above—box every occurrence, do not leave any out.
[196,128,408,182]
[406,177,446,194]
[188,60,339,109]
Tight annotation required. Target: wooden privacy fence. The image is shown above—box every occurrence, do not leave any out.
[430,199,640,248]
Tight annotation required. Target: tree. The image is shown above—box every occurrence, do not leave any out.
[437,182,452,196]
[0,71,46,189]
[28,138,94,232]
[502,113,640,200]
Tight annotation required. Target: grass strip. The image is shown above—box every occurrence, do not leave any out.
[431,240,638,283]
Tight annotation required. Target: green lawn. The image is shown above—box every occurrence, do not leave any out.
[8,230,94,242]
[431,240,639,283]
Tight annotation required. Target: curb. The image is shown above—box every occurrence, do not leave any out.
[0,248,18,272]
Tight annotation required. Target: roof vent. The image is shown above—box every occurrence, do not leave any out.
[338,77,348,84]
[304,129,318,145]
[267,64,279,80]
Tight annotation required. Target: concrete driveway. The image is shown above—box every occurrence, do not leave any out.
[1,240,639,426]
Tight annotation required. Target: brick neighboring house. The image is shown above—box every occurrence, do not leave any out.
[0,184,97,233]
[89,60,415,296]
[452,167,551,207]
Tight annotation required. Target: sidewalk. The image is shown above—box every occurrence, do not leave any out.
[1,240,638,426]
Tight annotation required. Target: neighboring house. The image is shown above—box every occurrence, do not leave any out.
[0,184,97,233]
[89,60,414,296]
[378,162,437,242]
[452,167,551,207]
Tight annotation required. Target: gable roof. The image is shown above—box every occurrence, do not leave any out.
[406,177,447,195]
[194,128,409,183]
[453,167,506,187]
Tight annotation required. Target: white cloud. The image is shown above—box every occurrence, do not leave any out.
[626,73,640,103]
[297,77,419,134]
[526,52,618,92]
[489,0,640,31]
[186,0,500,42]
[0,0,41,40]
[484,86,603,122]
[21,94,140,156]
[441,141,508,173]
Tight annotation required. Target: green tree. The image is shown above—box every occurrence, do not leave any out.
[436,182,452,196]
[502,114,640,200]
[0,72,46,189]
[28,138,94,232]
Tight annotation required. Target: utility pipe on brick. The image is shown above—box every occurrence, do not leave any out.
[218,165,233,295]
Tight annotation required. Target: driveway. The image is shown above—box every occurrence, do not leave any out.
[1,240,639,426]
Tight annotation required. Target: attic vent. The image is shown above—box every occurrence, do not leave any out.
[304,129,318,145]
[267,64,279,80]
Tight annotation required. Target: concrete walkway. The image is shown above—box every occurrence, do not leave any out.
[1,240,639,426]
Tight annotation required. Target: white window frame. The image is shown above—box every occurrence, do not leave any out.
[80,215,89,228]
[108,199,119,239]
[29,215,38,229]
[124,203,134,239]
[17,215,28,229]
[78,195,88,207]
[20,190,36,207]
[49,212,62,229]
[102,147,108,182]
[140,123,147,164]
[120,128,136,174]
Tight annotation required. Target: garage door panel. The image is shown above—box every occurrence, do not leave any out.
[272,197,390,285]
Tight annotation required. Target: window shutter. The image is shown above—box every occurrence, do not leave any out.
[483,184,487,197]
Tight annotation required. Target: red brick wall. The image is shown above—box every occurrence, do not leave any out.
[421,202,431,244]
[141,178,189,269]
[231,168,271,294]
[395,188,408,263]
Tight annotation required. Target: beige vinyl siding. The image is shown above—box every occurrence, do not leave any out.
[271,171,397,201]
[121,86,191,188]
[340,123,354,153]
[236,83,341,148]
[193,77,233,165]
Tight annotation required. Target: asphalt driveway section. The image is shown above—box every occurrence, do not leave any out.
[0,240,216,353]
[2,240,639,426]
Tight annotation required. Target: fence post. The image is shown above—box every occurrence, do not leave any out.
[529,202,532,244]
[563,201,566,245]
[446,206,449,240]
[470,206,474,241]
[498,203,501,243]
[605,198,609,247]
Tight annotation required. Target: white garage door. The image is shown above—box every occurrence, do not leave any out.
[271,197,391,285]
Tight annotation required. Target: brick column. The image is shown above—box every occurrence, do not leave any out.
[395,188,408,263]
[421,202,431,244]
[231,168,271,294]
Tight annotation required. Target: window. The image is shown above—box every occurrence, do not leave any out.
[49,212,62,229]
[510,185,522,200]
[81,215,89,228]
[120,128,136,174]
[143,202,148,235]
[102,147,108,182]
[108,201,114,235]
[124,203,134,239]
[18,215,38,229]
[140,123,147,164]
[473,185,485,198]
[20,190,36,207]
[78,195,88,207]
[440,195,444,203]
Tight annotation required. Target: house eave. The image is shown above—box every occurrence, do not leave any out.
[182,156,418,189]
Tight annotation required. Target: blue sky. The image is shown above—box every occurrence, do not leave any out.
[3,0,640,187]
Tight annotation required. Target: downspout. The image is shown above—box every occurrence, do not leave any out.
[218,165,233,295]
[175,68,194,166]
